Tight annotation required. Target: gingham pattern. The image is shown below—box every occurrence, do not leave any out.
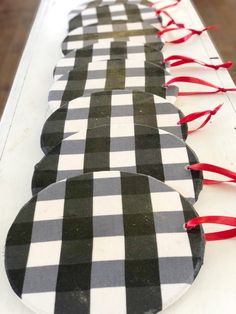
[42,90,188,154]
[49,59,178,112]
[68,3,161,31]
[62,21,162,55]
[5,171,205,314]
[32,124,202,203]
[54,41,164,79]
[68,0,152,20]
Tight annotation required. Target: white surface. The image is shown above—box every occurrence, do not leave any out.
[0,0,236,313]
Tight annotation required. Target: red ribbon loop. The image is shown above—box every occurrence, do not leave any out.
[158,25,218,44]
[158,10,185,28]
[163,55,233,70]
[187,163,236,184]
[151,0,181,14]
[185,216,236,241]
[178,104,223,134]
[163,76,236,96]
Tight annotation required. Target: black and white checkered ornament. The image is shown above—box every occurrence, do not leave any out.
[48,59,178,112]
[62,21,162,55]
[33,124,202,203]
[68,0,153,21]
[54,41,164,79]
[68,3,161,31]
[5,171,205,314]
[42,90,187,154]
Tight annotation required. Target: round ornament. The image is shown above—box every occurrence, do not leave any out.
[42,90,187,154]
[5,171,205,314]
[33,124,202,203]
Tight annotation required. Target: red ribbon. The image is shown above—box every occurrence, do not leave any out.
[178,104,223,134]
[163,55,233,70]
[158,25,218,44]
[163,76,236,96]
[185,216,236,241]
[159,10,185,28]
[187,163,236,184]
[151,0,181,13]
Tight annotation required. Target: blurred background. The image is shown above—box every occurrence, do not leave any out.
[0,0,235,117]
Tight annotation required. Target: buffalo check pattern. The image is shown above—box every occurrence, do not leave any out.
[49,59,178,112]
[42,90,188,154]
[61,21,162,55]
[68,3,161,31]
[5,171,205,314]
[5,0,206,313]
[68,0,152,20]
[54,41,164,79]
[32,124,202,203]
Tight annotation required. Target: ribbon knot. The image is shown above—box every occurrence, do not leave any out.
[163,55,233,70]
[158,24,218,44]
[164,76,236,96]
[177,104,223,134]
[218,87,236,93]
[218,87,227,93]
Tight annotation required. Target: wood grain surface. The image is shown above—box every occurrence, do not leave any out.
[0,0,39,116]
[193,0,236,83]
